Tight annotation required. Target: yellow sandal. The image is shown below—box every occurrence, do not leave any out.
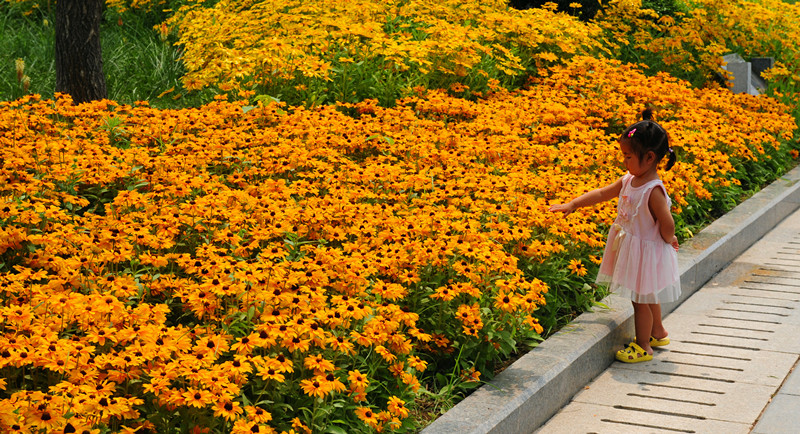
[616,342,653,363]
[650,336,670,347]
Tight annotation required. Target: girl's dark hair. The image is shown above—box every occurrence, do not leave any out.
[620,108,676,171]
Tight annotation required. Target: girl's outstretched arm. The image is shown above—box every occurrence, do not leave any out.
[549,178,623,215]
[649,187,679,250]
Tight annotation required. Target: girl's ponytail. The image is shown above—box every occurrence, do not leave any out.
[664,147,676,171]
[646,108,676,171]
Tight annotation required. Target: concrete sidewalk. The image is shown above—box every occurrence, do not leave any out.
[537,204,800,433]
[422,165,800,434]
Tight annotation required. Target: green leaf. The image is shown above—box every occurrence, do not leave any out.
[365,134,395,145]
[128,181,150,191]
[325,426,349,434]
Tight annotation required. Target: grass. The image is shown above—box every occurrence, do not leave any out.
[0,8,55,101]
[102,21,185,105]
[0,6,212,108]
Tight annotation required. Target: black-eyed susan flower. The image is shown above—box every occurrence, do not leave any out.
[568,258,588,276]
[299,376,331,399]
[354,406,380,429]
[387,396,409,419]
[213,399,243,421]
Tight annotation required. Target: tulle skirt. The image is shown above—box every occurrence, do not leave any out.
[596,228,681,304]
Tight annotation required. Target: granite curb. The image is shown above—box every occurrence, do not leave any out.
[422,164,800,434]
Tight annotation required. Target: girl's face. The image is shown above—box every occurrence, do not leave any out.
[619,141,654,177]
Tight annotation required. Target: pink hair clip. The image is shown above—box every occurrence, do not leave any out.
[627,128,637,138]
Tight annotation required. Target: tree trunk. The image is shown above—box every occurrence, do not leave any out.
[55,0,107,104]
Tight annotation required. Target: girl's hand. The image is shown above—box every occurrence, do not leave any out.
[549,203,575,215]
[670,235,679,251]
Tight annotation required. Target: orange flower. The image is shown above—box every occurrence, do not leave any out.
[407,356,428,372]
[430,285,457,301]
[387,396,409,419]
[244,405,273,424]
[303,354,335,373]
[213,399,243,420]
[300,376,332,399]
[348,370,370,391]
[182,388,214,408]
[494,291,517,312]
[354,406,380,429]
[568,258,588,276]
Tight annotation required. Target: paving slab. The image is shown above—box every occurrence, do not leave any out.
[568,368,775,424]
[775,362,800,396]
[751,391,800,434]
[662,312,800,355]
[661,291,800,326]
[751,358,800,433]
[533,402,751,434]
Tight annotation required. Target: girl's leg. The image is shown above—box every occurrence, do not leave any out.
[632,302,653,354]
[649,303,668,340]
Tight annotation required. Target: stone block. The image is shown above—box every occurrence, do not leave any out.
[727,62,758,95]
[721,53,767,95]
[751,57,775,80]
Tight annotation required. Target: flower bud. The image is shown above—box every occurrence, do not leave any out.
[15,58,24,82]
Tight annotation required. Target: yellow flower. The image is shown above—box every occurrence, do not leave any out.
[303,354,335,373]
[387,396,409,419]
[300,376,332,399]
[494,292,517,312]
[213,400,243,420]
[568,258,588,276]
[354,406,380,429]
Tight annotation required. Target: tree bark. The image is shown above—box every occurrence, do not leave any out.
[55,0,107,104]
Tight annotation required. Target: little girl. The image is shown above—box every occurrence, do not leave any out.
[549,108,680,363]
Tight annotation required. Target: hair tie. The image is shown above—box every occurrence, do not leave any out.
[627,128,636,138]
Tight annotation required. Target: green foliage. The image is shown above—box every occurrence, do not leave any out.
[0,7,55,100]
[641,0,689,17]
[521,254,608,336]
[510,0,607,21]
[101,19,193,107]
[0,4,207,107]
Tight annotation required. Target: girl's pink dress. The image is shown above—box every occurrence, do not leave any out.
[597,173,681,304]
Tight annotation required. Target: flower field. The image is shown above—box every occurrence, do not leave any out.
[2,0,800,433]
[1,54,796,432]
[159,0,603,105]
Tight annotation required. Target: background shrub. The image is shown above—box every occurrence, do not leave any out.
[509,0,606,21]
